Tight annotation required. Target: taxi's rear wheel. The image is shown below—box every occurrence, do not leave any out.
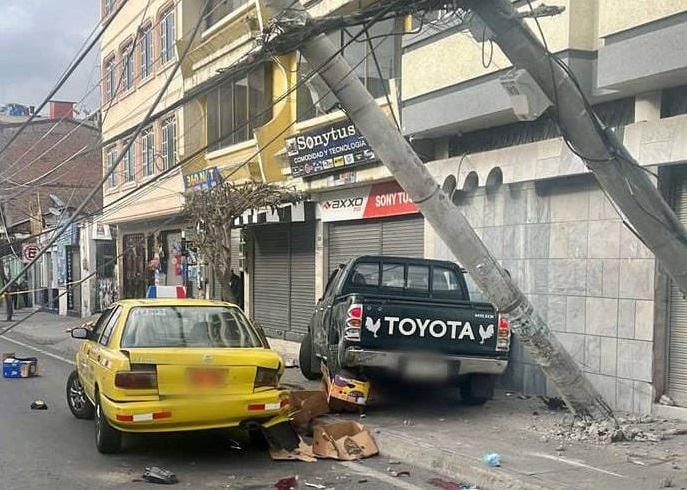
[95,394,122,454]
[66,370,94,419]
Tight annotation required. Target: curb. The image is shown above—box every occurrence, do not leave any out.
[369,426,551,490]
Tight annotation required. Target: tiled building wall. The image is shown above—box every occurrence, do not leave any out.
[426,177,656,413]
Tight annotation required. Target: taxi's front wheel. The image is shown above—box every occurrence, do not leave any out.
[66,370,94,419]
[95,394,122,454]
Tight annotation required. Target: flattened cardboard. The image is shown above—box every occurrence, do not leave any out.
[290,390,330,428]
[269,440,317,463]
[312,421,379,461]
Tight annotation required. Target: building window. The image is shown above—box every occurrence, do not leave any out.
[140,25,153,80]
[104,56,116,101]
[203,0,249,30]
[121,42,134,91]
[206,64,272,151]
[105,146,118,187]
[122,140,136,182]
[161,116,177,169]
[160,6,176,64]
[103,0,115,17]
[142,127,155,176]
[297,18,397,121]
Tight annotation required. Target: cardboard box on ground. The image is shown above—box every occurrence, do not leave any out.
[2,353,39,379]
[271,363,378,462]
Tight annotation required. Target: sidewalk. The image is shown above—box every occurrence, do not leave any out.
[4,311,687,489]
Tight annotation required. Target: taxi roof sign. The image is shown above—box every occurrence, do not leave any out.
[146,286,187,299]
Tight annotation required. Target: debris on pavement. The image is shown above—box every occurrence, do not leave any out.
[546,416,687,445]
[660,394,676,406]
[142,466,178,485]
[483,453,501,467]
[659,477,674,488]
[3,356,39,378]
[275,476,298,490]
[627,452,675,467]
[263,420,301,453]
[269,440,317,463]
[539,396,566,411]
[429,478,479,490]
[389,470,410,478]
[312,421,378,461]
[304,482,326,489]
[30,400,48,410]
[321,363,371,412]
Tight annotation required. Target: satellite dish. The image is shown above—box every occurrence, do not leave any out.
[48,207,61,216]
[49,194,65,208]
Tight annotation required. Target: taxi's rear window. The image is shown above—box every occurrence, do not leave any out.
[120,306,262,349]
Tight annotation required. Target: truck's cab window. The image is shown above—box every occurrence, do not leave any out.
[407,265,430,293]
[432,266,465,299]
[381,263,404,289]
[349,262,380,288]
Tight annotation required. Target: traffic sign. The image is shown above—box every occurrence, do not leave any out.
[22,244,40,263]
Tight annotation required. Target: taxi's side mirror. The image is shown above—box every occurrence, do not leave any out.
[71,327,91,340]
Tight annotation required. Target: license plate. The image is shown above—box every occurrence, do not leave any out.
[187,368,227,387]
[403,358,449,381]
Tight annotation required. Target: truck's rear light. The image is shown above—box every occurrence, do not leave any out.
[254,367,279,389]
[344,303,363,342]
[496,317,511,352]
[114,371,158,389]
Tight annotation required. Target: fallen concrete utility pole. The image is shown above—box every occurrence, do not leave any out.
[466,0,687,297]
[265,0,613,419]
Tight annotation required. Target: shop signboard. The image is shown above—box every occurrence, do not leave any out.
[184,167,220,192]
[319,181,418,222]
[285,119,375,178]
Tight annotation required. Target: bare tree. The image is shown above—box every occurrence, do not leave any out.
[185,181,303,303]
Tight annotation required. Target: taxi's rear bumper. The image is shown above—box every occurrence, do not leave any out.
[100,389,290,433]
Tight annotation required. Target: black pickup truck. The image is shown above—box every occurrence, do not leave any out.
[299,256,511,404]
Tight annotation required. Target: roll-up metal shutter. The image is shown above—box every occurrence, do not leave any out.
[328,221,381,274]
[669,177,687,405]
[289,223,316,337]
[328,215,424,273]
[382,217,424,257]
[253,225,289,335]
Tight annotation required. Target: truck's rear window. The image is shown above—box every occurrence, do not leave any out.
[346,261,466,300]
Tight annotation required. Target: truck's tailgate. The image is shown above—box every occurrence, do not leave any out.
[360,298,500,357]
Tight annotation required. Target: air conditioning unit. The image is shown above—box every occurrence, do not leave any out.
[499,69,552,121]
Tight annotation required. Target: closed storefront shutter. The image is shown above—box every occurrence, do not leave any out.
[253,225,289,334]
[290,223,316,337]
[669,177,687,405]
[252,224,315,339]
[328,215,424,273]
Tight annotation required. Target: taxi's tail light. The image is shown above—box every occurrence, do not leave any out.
[114,370,158,389]
[344,303,363,342]
[254,367,279,390]
[496,316,511,352]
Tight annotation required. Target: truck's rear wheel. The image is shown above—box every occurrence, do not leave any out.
[459,374,495,406]
[298,331,321,380]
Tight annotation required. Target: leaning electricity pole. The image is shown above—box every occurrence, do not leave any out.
[265,0,614,419]
[465,0,687,297]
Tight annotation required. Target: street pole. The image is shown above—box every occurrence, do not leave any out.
[466,0,687,297]
[265,0,614,419]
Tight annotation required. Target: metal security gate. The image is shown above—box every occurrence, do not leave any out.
[328,215,424,273]
[669,177,687,405]
[252,223,315,340]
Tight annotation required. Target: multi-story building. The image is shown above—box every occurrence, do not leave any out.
[0,101,107,317]
[99,0,189,299]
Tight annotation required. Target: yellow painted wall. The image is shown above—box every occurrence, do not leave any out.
[598,0,687,38]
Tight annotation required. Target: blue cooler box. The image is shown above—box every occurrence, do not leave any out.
[3,357,38,378]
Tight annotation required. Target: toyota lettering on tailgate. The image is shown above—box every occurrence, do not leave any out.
[365,316,495,344]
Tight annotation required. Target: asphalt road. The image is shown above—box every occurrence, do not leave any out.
[0,336,446,490]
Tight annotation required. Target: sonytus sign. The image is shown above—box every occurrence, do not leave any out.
[286,119,375,178]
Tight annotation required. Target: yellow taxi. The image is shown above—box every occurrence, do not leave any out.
[66,298,290,453]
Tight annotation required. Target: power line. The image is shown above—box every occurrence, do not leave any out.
[0,0,131,159]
